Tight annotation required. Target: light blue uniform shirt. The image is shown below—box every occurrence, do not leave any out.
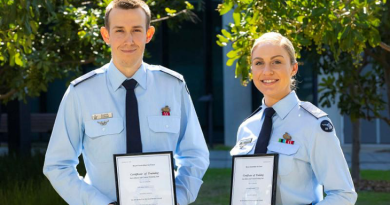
[231,91,357,205]
[43,61,209,205]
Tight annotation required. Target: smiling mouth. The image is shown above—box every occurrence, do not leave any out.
[261,79,279,84]
[121,49,136,53]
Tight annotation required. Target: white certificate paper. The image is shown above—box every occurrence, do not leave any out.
[230,154,278,205]
[114,152,176,205]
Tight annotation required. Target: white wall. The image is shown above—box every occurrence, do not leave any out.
[222,11,252,147]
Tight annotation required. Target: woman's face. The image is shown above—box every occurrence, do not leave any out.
[251,43,298,106]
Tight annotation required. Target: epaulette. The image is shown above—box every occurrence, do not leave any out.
[70,68,104,87]
[245,106,263,120]
[158,66,184,82]
[149,65,189,93]
[300,101,328,119]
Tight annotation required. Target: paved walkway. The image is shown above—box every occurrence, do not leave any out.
[210,144,390,170]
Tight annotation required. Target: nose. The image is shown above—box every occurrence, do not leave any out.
[124,33,134,45]
[263,64,273,75]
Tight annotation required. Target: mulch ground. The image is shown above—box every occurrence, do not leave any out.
[355,180,390,192]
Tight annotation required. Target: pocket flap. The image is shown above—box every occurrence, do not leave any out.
[267,142,300,156]
[85,117,124,138]
[147,116,180,133]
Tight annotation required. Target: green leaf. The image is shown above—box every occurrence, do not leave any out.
[297,16,305,23]
[184,1,194,10]
[221,29,232,39]
[226,58,236,66]
[312,8,326,17]
[219,1,234,15]
[233,8,241,26]
[165,8,177,14]
[216,40,227,47]
[368,28,381,47]
[227,49,241,58]
[370,18,381,27]
[217,34,229,43]
[14,52,23,66]
[339,25,351,40]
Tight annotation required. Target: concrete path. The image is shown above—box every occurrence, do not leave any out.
[210,144,390,170]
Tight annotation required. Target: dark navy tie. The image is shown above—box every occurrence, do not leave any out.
[122,79,142,153]
[254,107,275,154]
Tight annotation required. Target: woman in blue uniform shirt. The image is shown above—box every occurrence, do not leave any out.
[230,32,357,205]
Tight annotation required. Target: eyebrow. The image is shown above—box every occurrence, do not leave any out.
[252,55,284,61]
[112,25,144,29]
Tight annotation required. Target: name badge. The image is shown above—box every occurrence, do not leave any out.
[92,112,113,120]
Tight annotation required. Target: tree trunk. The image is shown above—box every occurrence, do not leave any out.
[351,118,361,190]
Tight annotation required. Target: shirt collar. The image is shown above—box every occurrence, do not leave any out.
[107,60,147,91]
[262,91,299,120]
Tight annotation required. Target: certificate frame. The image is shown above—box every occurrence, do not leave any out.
[113,151,177,205]
[230,154,278,205]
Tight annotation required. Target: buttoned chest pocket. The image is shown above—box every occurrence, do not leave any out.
[267,143,300,176]
[84,118,124,163]
[147,116,180,151]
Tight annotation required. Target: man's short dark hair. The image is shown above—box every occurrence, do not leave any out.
[105,0,151,30]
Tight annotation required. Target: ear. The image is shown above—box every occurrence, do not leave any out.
[291,62,298,76]
[100,27,110,45]
[146,26,155,43]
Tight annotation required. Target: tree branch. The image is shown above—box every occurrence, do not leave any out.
[380,42,390,52]
[151,9,190,23]
[0,89,16,100]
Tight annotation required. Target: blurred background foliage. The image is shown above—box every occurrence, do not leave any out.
[0,0,198,103]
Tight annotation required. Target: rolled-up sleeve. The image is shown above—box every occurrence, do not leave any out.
[43,86,112,205]
[310,118,357,205]
[174,82,210,205]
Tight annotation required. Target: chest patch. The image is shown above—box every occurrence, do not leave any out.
[320,120,333,132]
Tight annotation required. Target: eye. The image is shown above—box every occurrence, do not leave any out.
[116,29,124,33]
[272,60,282,64]
[255,61,264,66]
[134,29,142,32]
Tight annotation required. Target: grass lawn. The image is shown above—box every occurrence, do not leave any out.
[192,169,390,205]
[0,154,389,204]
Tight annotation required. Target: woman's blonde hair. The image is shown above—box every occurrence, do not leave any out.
[251,32,298,90]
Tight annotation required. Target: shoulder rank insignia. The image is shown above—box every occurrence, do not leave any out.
[71,67,105,87]
[158,66,184,82]
[300,102,328,119]
[159,66,190,94]
[320,120,333,132]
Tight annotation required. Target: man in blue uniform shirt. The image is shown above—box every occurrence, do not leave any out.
[43,1,209,205]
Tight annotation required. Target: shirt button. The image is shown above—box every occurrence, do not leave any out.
[102,128,106,131]
[166,125,169,128]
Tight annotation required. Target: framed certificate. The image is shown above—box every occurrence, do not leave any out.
[113,151,177,205]
[230,154,278,205]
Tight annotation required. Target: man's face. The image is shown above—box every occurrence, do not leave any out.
[101,7,154,70]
